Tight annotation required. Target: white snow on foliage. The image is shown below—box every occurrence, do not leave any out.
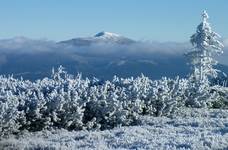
[0,65,227,150]
[1,108,228,150]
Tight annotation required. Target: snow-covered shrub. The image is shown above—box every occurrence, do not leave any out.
[184,78,218,108]
[145,77,188,117]
[8,66,91,132]
[36,67,90,130]
[0,91,21,137]
[85,79,138,130]
[210,86,228,109]
[18,88,48,131]
[83,75,155,130]
[111,75,188,118]
[0,77,22,137]
[121,75,152,116]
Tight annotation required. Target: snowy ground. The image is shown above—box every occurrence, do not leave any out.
[1,108,228,150]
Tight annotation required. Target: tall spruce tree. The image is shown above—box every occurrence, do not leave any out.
[185,11,224,108]
[186,10,224,83]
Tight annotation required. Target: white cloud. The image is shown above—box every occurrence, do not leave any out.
[0,37,56,53]
[0,37,227,66]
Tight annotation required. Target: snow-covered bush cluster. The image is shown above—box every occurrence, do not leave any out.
[0,67,181,136]
[0,66,227,137]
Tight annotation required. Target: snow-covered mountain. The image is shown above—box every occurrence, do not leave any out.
[0,33,227,80]
[58,31,135,46]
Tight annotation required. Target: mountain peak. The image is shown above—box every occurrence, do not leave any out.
[94,32,121,38]
[59,32,135,46]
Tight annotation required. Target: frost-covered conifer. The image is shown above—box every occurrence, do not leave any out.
[185,11,224,108]
[186,11,224,83]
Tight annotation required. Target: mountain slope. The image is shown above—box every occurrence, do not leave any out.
[58,32,135,46]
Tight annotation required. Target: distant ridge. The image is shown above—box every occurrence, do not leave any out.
[58,31,135,46]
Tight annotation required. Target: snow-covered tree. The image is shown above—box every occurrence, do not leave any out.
[184,11,224,108]
[186,11,224,83]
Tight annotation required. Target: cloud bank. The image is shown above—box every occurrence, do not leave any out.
[0,37,227,80]
[0,37,190,56]
[0,37,227,64]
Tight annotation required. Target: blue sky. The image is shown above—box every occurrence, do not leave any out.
[0,0,227,42]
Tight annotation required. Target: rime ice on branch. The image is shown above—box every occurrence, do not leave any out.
[186,10,224,83]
